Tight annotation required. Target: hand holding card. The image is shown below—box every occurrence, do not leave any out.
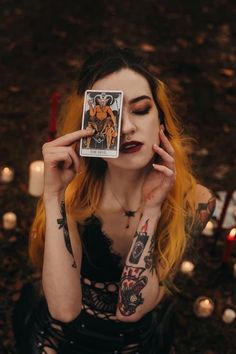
[42,128,94,198]
[80,90,123,158]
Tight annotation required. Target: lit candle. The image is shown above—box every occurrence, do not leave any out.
[222,308,236,324]
[3,212,17,230]
[28,160,44,197]
[222,227,236,263]
[193,296,214,317]
[202,220,214,236]
[180,260,195,275]
[0,167,14,183]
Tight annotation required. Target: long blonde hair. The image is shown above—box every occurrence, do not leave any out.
[29,47,197,290]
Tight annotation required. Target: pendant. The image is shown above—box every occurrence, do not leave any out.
[124,210,136,217]
[123,210,136,229]
[126,218,130,229]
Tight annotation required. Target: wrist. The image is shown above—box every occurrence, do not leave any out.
[43,190,65,204]
[142,205,162,218]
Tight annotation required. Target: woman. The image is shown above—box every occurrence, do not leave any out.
[28,46,215,354]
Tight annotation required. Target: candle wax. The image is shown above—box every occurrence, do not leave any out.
[202,220,214,236]
[3,212,17,230]
[222,309,236,323]
[28,160,44,197]
[0,167,14,183]
[194,296,214,317]
[180,261,195,275]
[222,228,236,262]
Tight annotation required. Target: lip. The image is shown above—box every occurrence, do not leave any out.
[120,141,144,153]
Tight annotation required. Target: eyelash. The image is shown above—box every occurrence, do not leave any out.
[132,107,151,115]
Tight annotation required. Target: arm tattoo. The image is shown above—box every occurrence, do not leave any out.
[57,201,77,268]
[119,219,157,316]
[129,219,150,264]
[186,196,216,238]
[196,196,216,225]
[144,235,156,273]
[129,232,148,264]
[118,266,148,316]
[129,218,156,272]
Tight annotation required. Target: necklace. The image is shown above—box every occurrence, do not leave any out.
[109,184,143,229]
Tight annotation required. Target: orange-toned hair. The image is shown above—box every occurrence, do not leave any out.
[29,47,197,291]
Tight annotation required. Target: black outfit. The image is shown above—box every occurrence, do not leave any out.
[13,215,175,354]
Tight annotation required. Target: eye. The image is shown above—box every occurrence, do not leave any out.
[132,106,151,115]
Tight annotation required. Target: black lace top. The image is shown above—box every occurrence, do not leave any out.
[78,214,124,281]
[78,214,124,320]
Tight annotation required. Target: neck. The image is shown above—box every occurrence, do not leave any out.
[105,166,147,210]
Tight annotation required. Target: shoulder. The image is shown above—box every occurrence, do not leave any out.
[187,184,216,236]
[195,184,214,203]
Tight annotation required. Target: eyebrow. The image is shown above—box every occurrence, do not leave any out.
[128,95,152,104]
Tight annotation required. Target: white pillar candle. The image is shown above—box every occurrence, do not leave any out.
[3,212,17,230]
[193,296,214,317]
[180,260,195,275]
[28,160,44,197]
[202,220,214,236]
[0,167,14,183]
[222,309,236,324]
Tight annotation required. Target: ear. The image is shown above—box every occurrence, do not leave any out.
[160,123,165,131]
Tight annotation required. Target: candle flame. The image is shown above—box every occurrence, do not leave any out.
[226,227,236,241]
[180,260,194,273]
[199,298,214,310]
[206,221,213,228]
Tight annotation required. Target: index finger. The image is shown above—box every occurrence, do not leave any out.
[50,129,94,147]
[160,129,175,157]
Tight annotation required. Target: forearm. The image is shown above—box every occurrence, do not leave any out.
[42,193,82,322]
[116,208,161,322]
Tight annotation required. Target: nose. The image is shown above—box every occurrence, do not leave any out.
[121,108,136,136]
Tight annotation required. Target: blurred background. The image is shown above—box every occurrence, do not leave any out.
[0,0,235,353]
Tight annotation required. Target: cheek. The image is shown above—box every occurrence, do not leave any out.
[145,118,160,145]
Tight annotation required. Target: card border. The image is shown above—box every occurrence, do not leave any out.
[80,89,123,159]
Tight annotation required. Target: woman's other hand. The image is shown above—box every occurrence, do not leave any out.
[42,128,94,198]
[142,129,176,210]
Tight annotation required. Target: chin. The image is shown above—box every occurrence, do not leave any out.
[105,153,154,171]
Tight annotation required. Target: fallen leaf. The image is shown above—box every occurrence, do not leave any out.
[8,86,21,93]
[66,58,81,68]
[220,68,234,77]
[139,43,156,53]
[11,292,21,302]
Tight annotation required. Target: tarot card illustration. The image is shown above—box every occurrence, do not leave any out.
[80,90,123,158]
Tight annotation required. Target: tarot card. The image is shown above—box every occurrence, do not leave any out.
[80,90,123,158]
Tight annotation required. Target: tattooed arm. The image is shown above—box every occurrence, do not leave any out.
[116,208,162,322]
[116,186,216,322]
[42,194,82,322]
